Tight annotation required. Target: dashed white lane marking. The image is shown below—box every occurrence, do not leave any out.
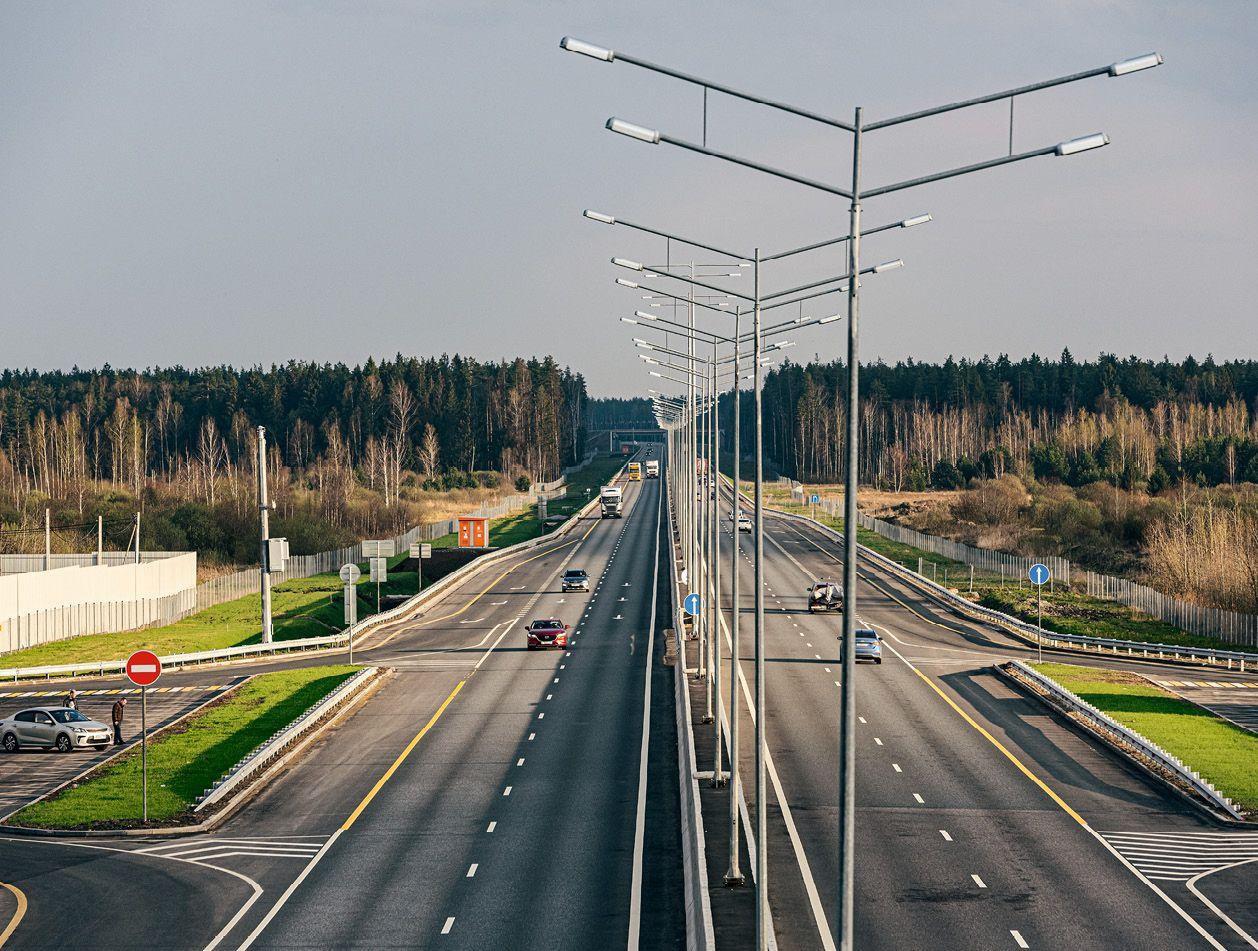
[537,713,544,719]
[487,822,497,832]
[892,763,902,773]
[913,793,925,804]
[858,716,866,724]
[516,758,525,766]
[442,917,455,935]
[528,733,535,741]
[553,677,559,684]
[940,830,952,842]
[503,787,512,797]
[546,694,553,701]
[971,874,987,888]
[467,864,478,878]
[873,738,883,746]
[824,667,831,673]
[815,654,821,659]
[1010,930,1029,949]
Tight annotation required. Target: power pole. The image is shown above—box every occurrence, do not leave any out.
[258,426,274,643]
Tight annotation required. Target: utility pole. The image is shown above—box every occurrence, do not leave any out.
[258,426,274,644]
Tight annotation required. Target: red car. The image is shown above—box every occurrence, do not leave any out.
[526,618,570,650]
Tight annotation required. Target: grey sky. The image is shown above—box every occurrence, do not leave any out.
[1,2,1254,397]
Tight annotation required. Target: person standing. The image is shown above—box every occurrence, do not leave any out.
[111,697,127,745]
[62,689,79,710]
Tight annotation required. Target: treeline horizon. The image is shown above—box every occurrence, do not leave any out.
[745,351,1258,490]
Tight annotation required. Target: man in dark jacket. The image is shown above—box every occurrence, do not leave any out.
[62,689,79,710]
[111,698,127,745]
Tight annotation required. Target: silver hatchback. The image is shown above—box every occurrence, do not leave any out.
[0,707,112,753]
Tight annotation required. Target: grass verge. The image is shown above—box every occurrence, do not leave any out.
[7,665,358,829]
[1030,662,1258,814]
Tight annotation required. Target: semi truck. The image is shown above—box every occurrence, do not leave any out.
[600,485,624,518]
[627,462,642,481]
[644,459,660,479]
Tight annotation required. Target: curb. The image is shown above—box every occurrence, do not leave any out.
[995,662,1256,828]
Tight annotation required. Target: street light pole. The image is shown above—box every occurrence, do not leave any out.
[752,247,768,948]
[725,303,744,885]
[838,107,862,949]
[710,340,722,784]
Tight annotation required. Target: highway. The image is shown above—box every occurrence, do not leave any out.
[705,487,1258,951]
[0,466,683,950]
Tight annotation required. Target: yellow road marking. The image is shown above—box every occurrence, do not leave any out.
[342,679,465,831]
[0,882,27,948]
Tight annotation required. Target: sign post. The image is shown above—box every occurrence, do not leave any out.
[125,650,162,822]
[809,493,820,521]
[1028,563,1051,662]
[340,564,361,663]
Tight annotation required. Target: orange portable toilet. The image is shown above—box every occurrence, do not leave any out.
[458,516,490,548]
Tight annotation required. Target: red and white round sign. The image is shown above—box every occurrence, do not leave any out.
[125,650,162,687]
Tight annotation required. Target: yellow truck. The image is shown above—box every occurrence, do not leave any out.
[627,462,642,481]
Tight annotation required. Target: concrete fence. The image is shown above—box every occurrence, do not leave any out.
[0,553,198,654]
[0,551,185,575]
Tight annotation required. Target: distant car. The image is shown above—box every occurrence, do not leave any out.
[0,707,112,753]
[843,628,883,664]
[526,618,570,650]
[561,568,590,592]
[737,513,752,533]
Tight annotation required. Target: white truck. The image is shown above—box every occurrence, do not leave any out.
[644,459,660,479]
[599,485,624,518]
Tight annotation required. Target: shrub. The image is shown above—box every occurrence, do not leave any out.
[514,474,532,492]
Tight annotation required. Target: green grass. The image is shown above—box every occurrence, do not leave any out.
[8,665,358,828]
[1031,662,1258,813]
[0,568,413,669]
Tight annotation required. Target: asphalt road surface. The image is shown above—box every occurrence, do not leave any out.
[706,486,1258,950]
[0,469,682,950]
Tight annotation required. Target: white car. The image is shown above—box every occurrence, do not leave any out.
[737,514,752,533]
[1,707,112,753]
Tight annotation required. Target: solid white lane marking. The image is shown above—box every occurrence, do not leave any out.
[487,822,496,832]
[442,917,455,935]
[972,874,986,888]
[940,830,952,842]
[1010,930,1028,949]
[913,793,925,804]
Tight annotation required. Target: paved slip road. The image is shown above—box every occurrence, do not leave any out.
[708,485,1258,951]
[0,465,683,951]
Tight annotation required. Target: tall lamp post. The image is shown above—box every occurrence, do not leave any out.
[567,34,1162,951]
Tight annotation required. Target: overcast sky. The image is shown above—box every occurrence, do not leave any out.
[1,2,1254,397]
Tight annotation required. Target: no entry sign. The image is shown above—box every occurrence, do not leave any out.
[125,650,162,687]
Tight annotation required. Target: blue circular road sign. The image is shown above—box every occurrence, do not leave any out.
[810,494,821,504]
[683,593,703,616]
[1028,563,1051,586]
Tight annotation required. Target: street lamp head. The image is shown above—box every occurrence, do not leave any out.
[649,371,664,378]
[1056,132,1109,156]
[559,37,614,62]
[612,257,645,271]
[615,278,640,289]
[634,310,659,321]
[583,209,616,224]
[1109,52,1162,77]
[818,314,842,325]
[632,338,653,348]
[620,317,639,326]
[873,259,904,273]
[900,214,932,228]
[606,117,662,144]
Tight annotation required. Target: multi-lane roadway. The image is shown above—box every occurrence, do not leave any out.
[0,466,682,950]
[704,484,1258,950]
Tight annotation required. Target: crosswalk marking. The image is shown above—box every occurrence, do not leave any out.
[1101,830,1258,882]
[0,685,230,699]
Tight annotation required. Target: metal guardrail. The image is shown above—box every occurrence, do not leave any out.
[194,666,381,813]
[764,504,1258,673]
[0,487,612,684]
[1006,660,1244,820]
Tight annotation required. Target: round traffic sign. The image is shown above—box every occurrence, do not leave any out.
[683,592,703,616]
[1028,563,1051,586]
[339,563,361,584]
[125,650,162,687]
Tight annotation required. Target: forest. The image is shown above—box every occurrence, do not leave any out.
[0,355,588,564]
